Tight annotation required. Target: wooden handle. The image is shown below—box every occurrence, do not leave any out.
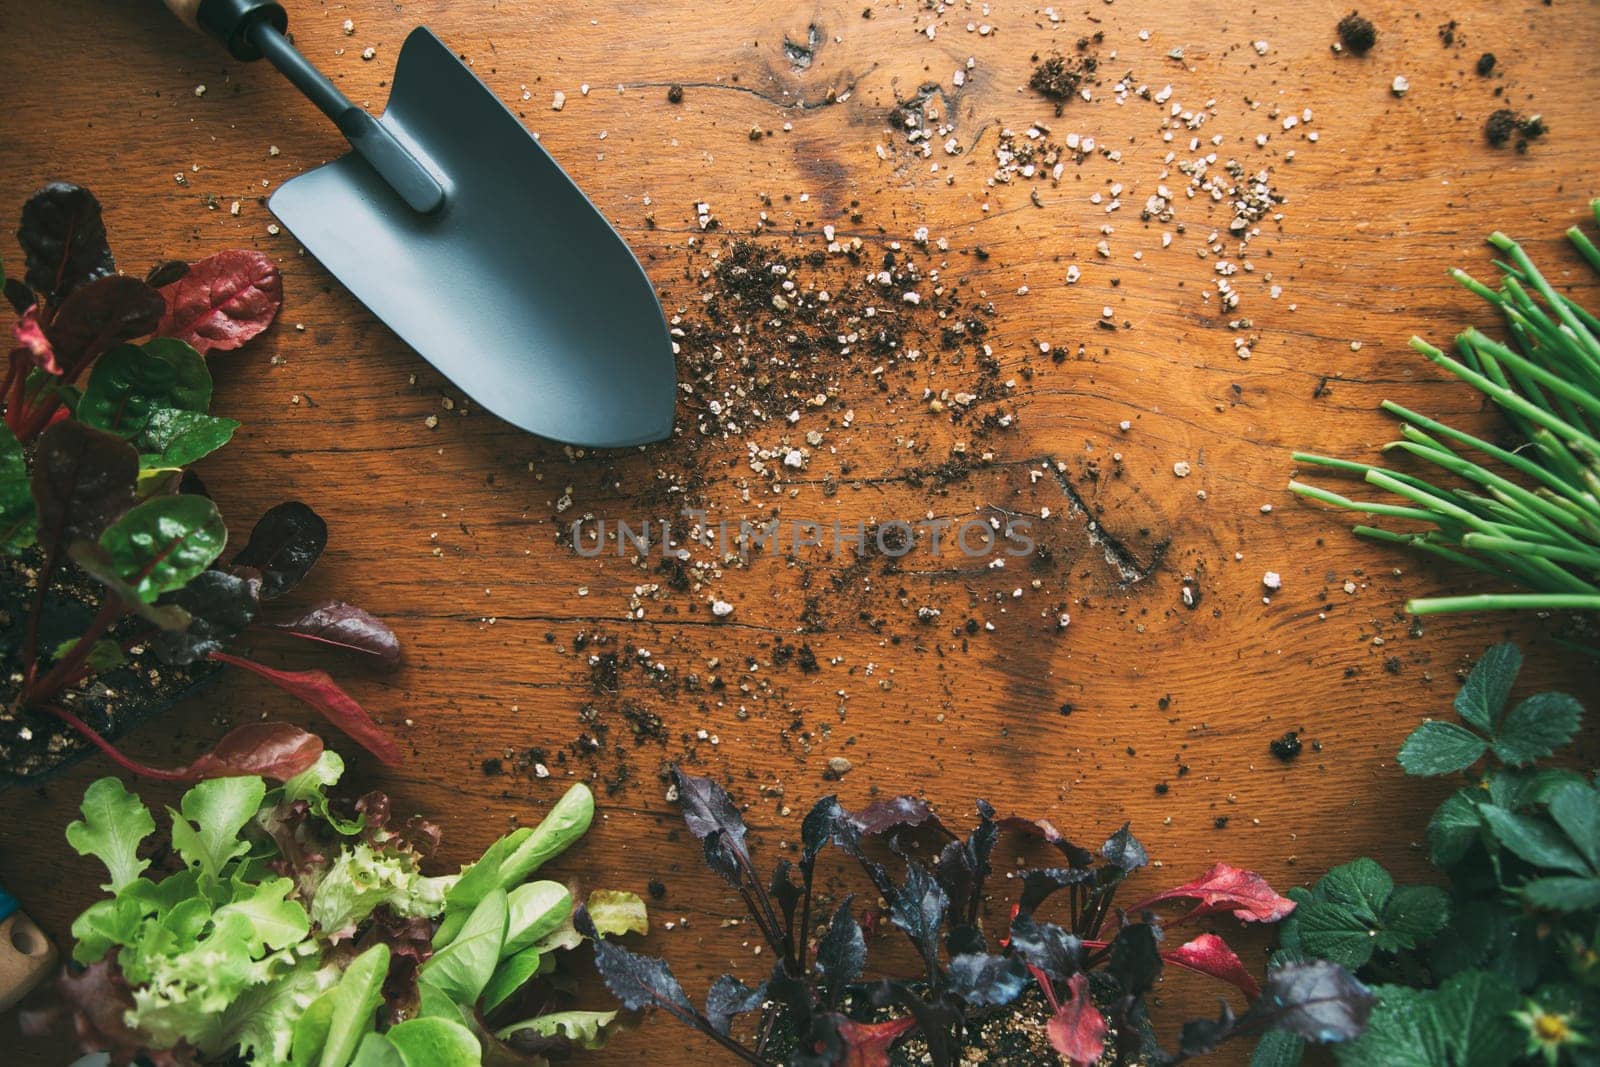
[0,911,57,1011]
[164,0,203,29]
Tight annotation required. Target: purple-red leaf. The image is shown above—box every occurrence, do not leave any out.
[13,304,57,374]
[1046,973,1107,1067]
[180,722,323,780]
[1129,862,1297,924]
[836,1016,917,1067]
[155,249,282,354]
[275,600,401,667]
[1163,933,1260,998]
[208,652,403,766]
[671,766,752,889]
[44,275,165,379]
[152,569,261,666]
[18,182,115,303]
[852,795,948,838]
[31,419,138,545]
[999,816,1096,868]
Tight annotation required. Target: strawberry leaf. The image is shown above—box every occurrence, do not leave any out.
[1453,642,1521,733]
[1490,692,1583,767]
[1398,721,1488,777]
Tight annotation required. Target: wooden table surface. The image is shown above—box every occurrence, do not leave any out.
[3,0,1598,1063]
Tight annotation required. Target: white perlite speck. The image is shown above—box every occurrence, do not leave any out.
[1263,571,1282,590]
[1391,75,1409,97]
[551,91,566,110]
[1173,461,1192,477]
[711,599,735,617]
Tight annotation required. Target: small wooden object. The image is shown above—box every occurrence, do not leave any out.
[0,889,56,1012]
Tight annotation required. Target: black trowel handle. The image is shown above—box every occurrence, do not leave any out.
[161,0,446,214]
[163,0,287,61]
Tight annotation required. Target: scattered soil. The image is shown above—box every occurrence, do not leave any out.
[1485,108,1547,151]
[1270,730,1303,762]
[0,549,221,784]
[1027,37,1101,115]
[1476,52,1496,76]
[1336,11,1377,55]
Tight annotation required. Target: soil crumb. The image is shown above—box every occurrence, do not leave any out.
[1028,39,1100,114]
[1485,108,1547,152]
[1337,11,1377,55]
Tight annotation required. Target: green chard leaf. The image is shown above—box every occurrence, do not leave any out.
[97,493,226,602]
[66,777,156,893]
[0,420,36,553]
[136,408,240,469]
[1491,692,1584,767]
[1399,721,1488,777]
[52,636,126,673]
[79,337,212,437]
[1454,643,1521,734]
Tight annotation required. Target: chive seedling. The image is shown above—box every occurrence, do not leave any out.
[1291,200,1600,617]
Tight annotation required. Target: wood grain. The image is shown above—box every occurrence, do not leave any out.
[2,0,1598,1063]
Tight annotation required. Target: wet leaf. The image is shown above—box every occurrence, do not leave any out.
[136,408,239,469]
[156,248,283,354]
[1128,862,1297,923]
[97,493,226,602]
[208,653,404,766]
[78,338,212,437]
[275,600,401,666]
[150,568,261,665]
[232,501,329,598]
[31,419,138,546]
[18,182,115,302]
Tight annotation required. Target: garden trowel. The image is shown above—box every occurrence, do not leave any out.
[162,0,676,448]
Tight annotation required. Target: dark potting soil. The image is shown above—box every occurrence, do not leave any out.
[1336,11,1378,55]
[0,548,221,785]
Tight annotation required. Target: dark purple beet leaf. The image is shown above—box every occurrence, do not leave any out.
[18,182,115,303]
[889,861,947,973]
[1176,1003,1237,1058]
[1101,823,1149,872]
[946,952,1028,1007]
[1108,923,1162,999]
[704,973,767,1035]
[1246,959,1375,1044]
[579,906,699,1025]
[43,275,164,380]
[672,767,753,888]
[231,501,328,598]
[1007,913,1084,980]
[275,599,401,666]
[1017,866,1094,916]
[3,277,32,317]
[851,795,946,838]
[151,568,261,665]
[30,419,138,545]
[815,897,866,999]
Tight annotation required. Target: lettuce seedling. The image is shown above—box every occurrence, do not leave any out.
[587,767,1374,1066]
[21,752,645,1066]
[1,182,402,782]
